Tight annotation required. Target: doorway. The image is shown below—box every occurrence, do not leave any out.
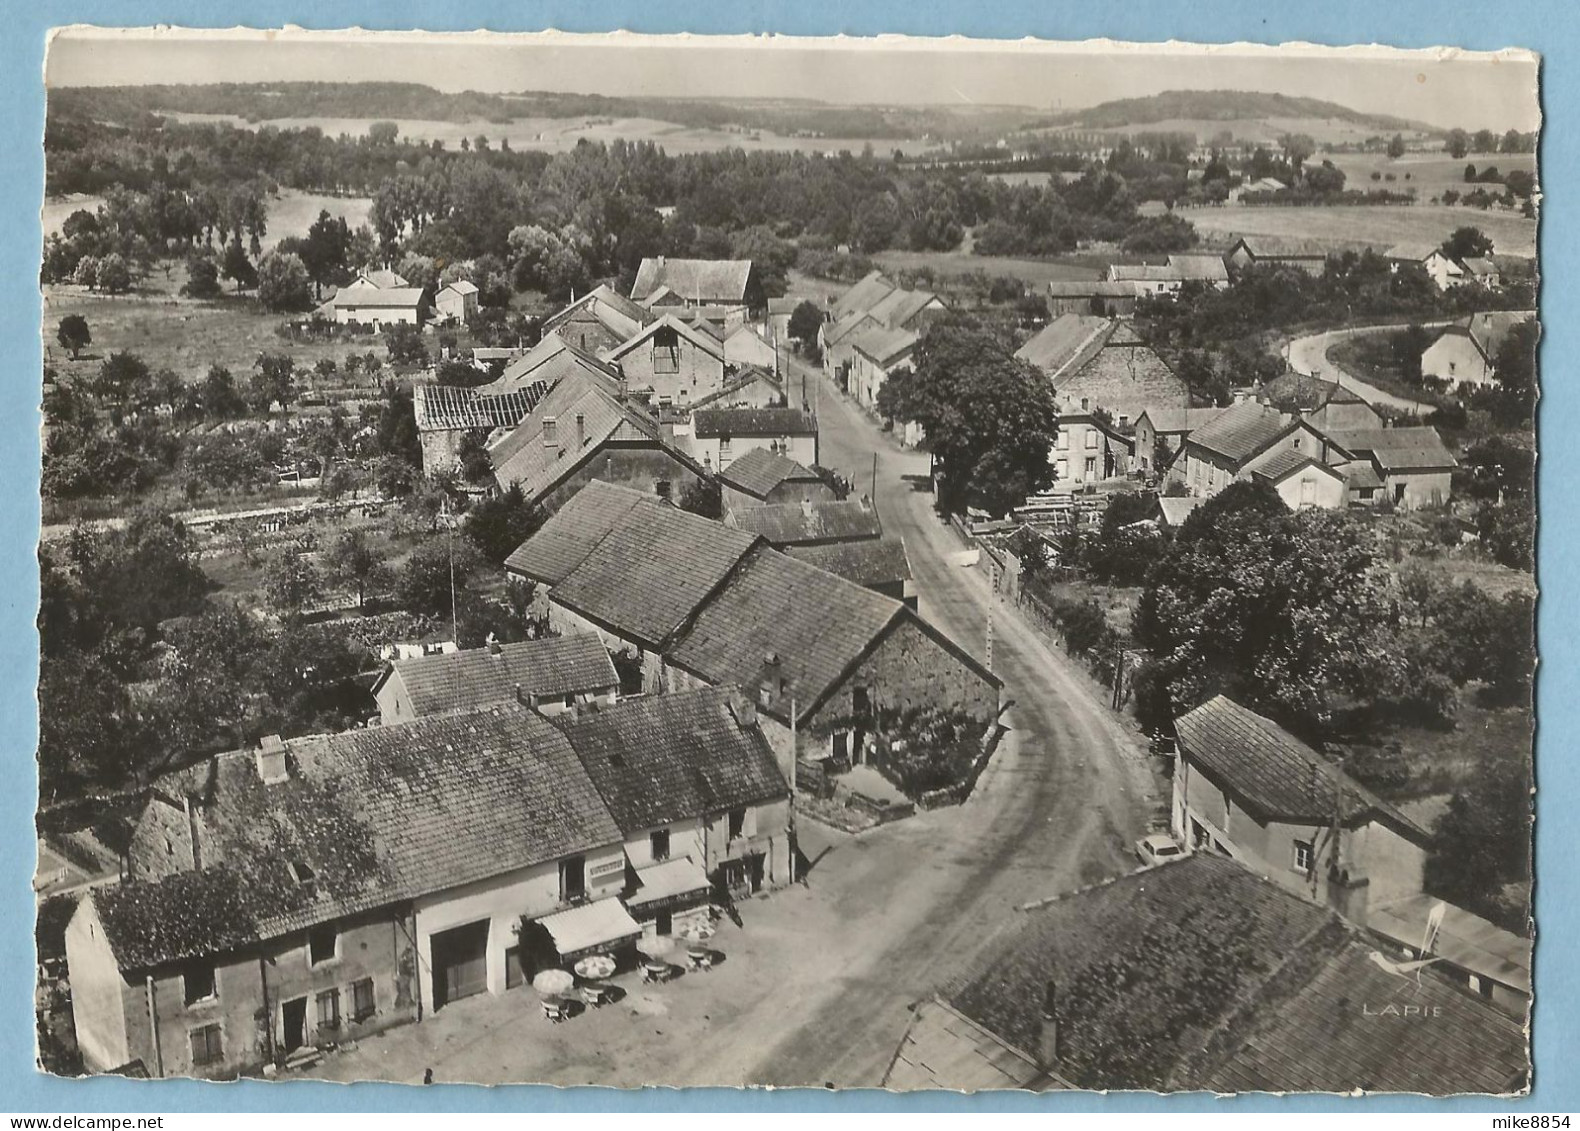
[281,997,308,1054]
[431,920,490,1010]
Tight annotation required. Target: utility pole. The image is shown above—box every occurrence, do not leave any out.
[446,495,458,643]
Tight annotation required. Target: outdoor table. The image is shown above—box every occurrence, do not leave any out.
[685,947,713,972]
[641,960,673,984]
[573,954,617,981]
[541,996,568,1023]
[579,982,610,1007]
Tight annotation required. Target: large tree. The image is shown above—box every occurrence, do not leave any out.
[465,483,547,565]
[1134,481,1399,728]
[255,249,313,312]
[1441,225,1495,262]
[56,315,90,360]
[878,317,1060,515]
[326,529,393,610]
[299,209,353,299]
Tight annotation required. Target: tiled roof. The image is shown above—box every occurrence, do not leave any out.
[503,480,649,584]
[376,635,618,716]
[1045,280,1143,298]
[1186,400,1293,465]
[1231,235,1347,259]
[726,499,882,546]
[935,852,1526,1093]
[1175,696,1424,834]
[717,447,822,500]
[1460,256,1499,277]
[1341,461,1384,490]
[944,854,1336,1090]
[1013,314,1111,374]
[1368,893,1532,996]
[489,367,669,501]
[1196,939,1528,1094]
[601,314,727,364]
[691,365,783,411]
[484,335,622,396]
[850,324,920,367]
[412,384,546,432]
[1461,310,1536,362]
[1250,448,1338,483]
[786,538,913,588]
[1324,428,1458,471]
[831,271,897,320]
[557,686,787,832]
[867,288,940,330]
[549,505,763,649]
[98,704,621,970]
[440,280,479,296]
[1108,264,1180,283]
[358,269,409,289]
[823,309,880,347]
[1166,253,1230,282]
[666,550,904,720]
[332,287,426,309]
[541,284,653,340]
[883,999,1043,1091]
[693,407,818,438]
[1384,242,1444,263]
[630,258,754,305]
[1140,406,1228,434]
[1256,371,1366,412]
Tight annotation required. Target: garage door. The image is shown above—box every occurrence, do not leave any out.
[431,920,490,1010]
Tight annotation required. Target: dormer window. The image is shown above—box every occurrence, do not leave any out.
[291,861,317,900]
[543,417,558,446]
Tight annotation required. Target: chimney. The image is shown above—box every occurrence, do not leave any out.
[576,412,586,449]
[727,686,758,729]
[1037,980,1064,1068]
[488,633,502,655]
[514,682,540,711]
[256,735,289,785]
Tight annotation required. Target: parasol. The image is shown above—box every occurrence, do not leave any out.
[637,935,674,960]
[573,954,617,980]
[532,968,575,997]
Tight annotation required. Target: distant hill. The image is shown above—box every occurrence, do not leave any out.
[1030,90,1436,136]
[48,82,1042,143]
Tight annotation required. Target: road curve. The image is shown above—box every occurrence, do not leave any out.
[1284,324,1450,415]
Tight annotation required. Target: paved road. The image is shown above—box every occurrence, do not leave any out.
[1285,323,1451,415]
[674,357,1160,1086]
[308,359,1159,1088]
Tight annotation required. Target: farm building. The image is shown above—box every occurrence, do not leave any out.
[1421,311,1535,390]
[690,406,819,472]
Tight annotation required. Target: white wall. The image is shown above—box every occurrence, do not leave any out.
[411,844,625,1014]
[64,898,131,1073]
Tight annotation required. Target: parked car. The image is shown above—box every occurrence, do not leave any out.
[1135,833,1185,868]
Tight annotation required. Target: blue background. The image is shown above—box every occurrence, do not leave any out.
[2,1,1565,1113]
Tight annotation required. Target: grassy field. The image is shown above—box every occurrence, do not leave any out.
[1035,116,1434,148]
[43,265,376,381]
[1184,202,1538,258]
[156,110,948,159]
[1318,149,1537,203]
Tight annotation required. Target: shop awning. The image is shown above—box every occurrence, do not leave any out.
[627,858,712,910]
[538,898,643,961]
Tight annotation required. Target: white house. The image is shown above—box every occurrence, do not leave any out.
[434,280,480,325]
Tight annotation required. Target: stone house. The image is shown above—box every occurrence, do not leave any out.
[434,280,479,325]
[600,315,729,408]
[716,447,835,513]
[371,634,619,724]
[690,406,819,472]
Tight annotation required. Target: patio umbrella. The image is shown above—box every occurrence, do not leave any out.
[573,954,617,980]
[636,936,674,960]
[532,969,575,997]
[676,920,716,943]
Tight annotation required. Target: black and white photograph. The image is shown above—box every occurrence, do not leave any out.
[34,27,1538,1093]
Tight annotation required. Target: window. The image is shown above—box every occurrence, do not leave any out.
[1056,430,1070,451]
[308,924,338,967]
[727,808,746,841]
[316,988,341,1032]
[1085,430,1099,450]
[183,963,216,1006]
[351,978,375,1022]
[563,692,576,708]
[653,328,681,374]
[189,1023,223,1067]
[1085,457,1096,477]
[852,686,871,718]
[1294,840,1315,873]
[655,479,672,500]
[757,684,771,709]
[560,855,587,902]
[1055,459,1068,481]
[650,829,671,862]
[719,438,732,464]
[290,861,316,900]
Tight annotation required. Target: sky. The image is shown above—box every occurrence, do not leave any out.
[45,28,1541,132]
